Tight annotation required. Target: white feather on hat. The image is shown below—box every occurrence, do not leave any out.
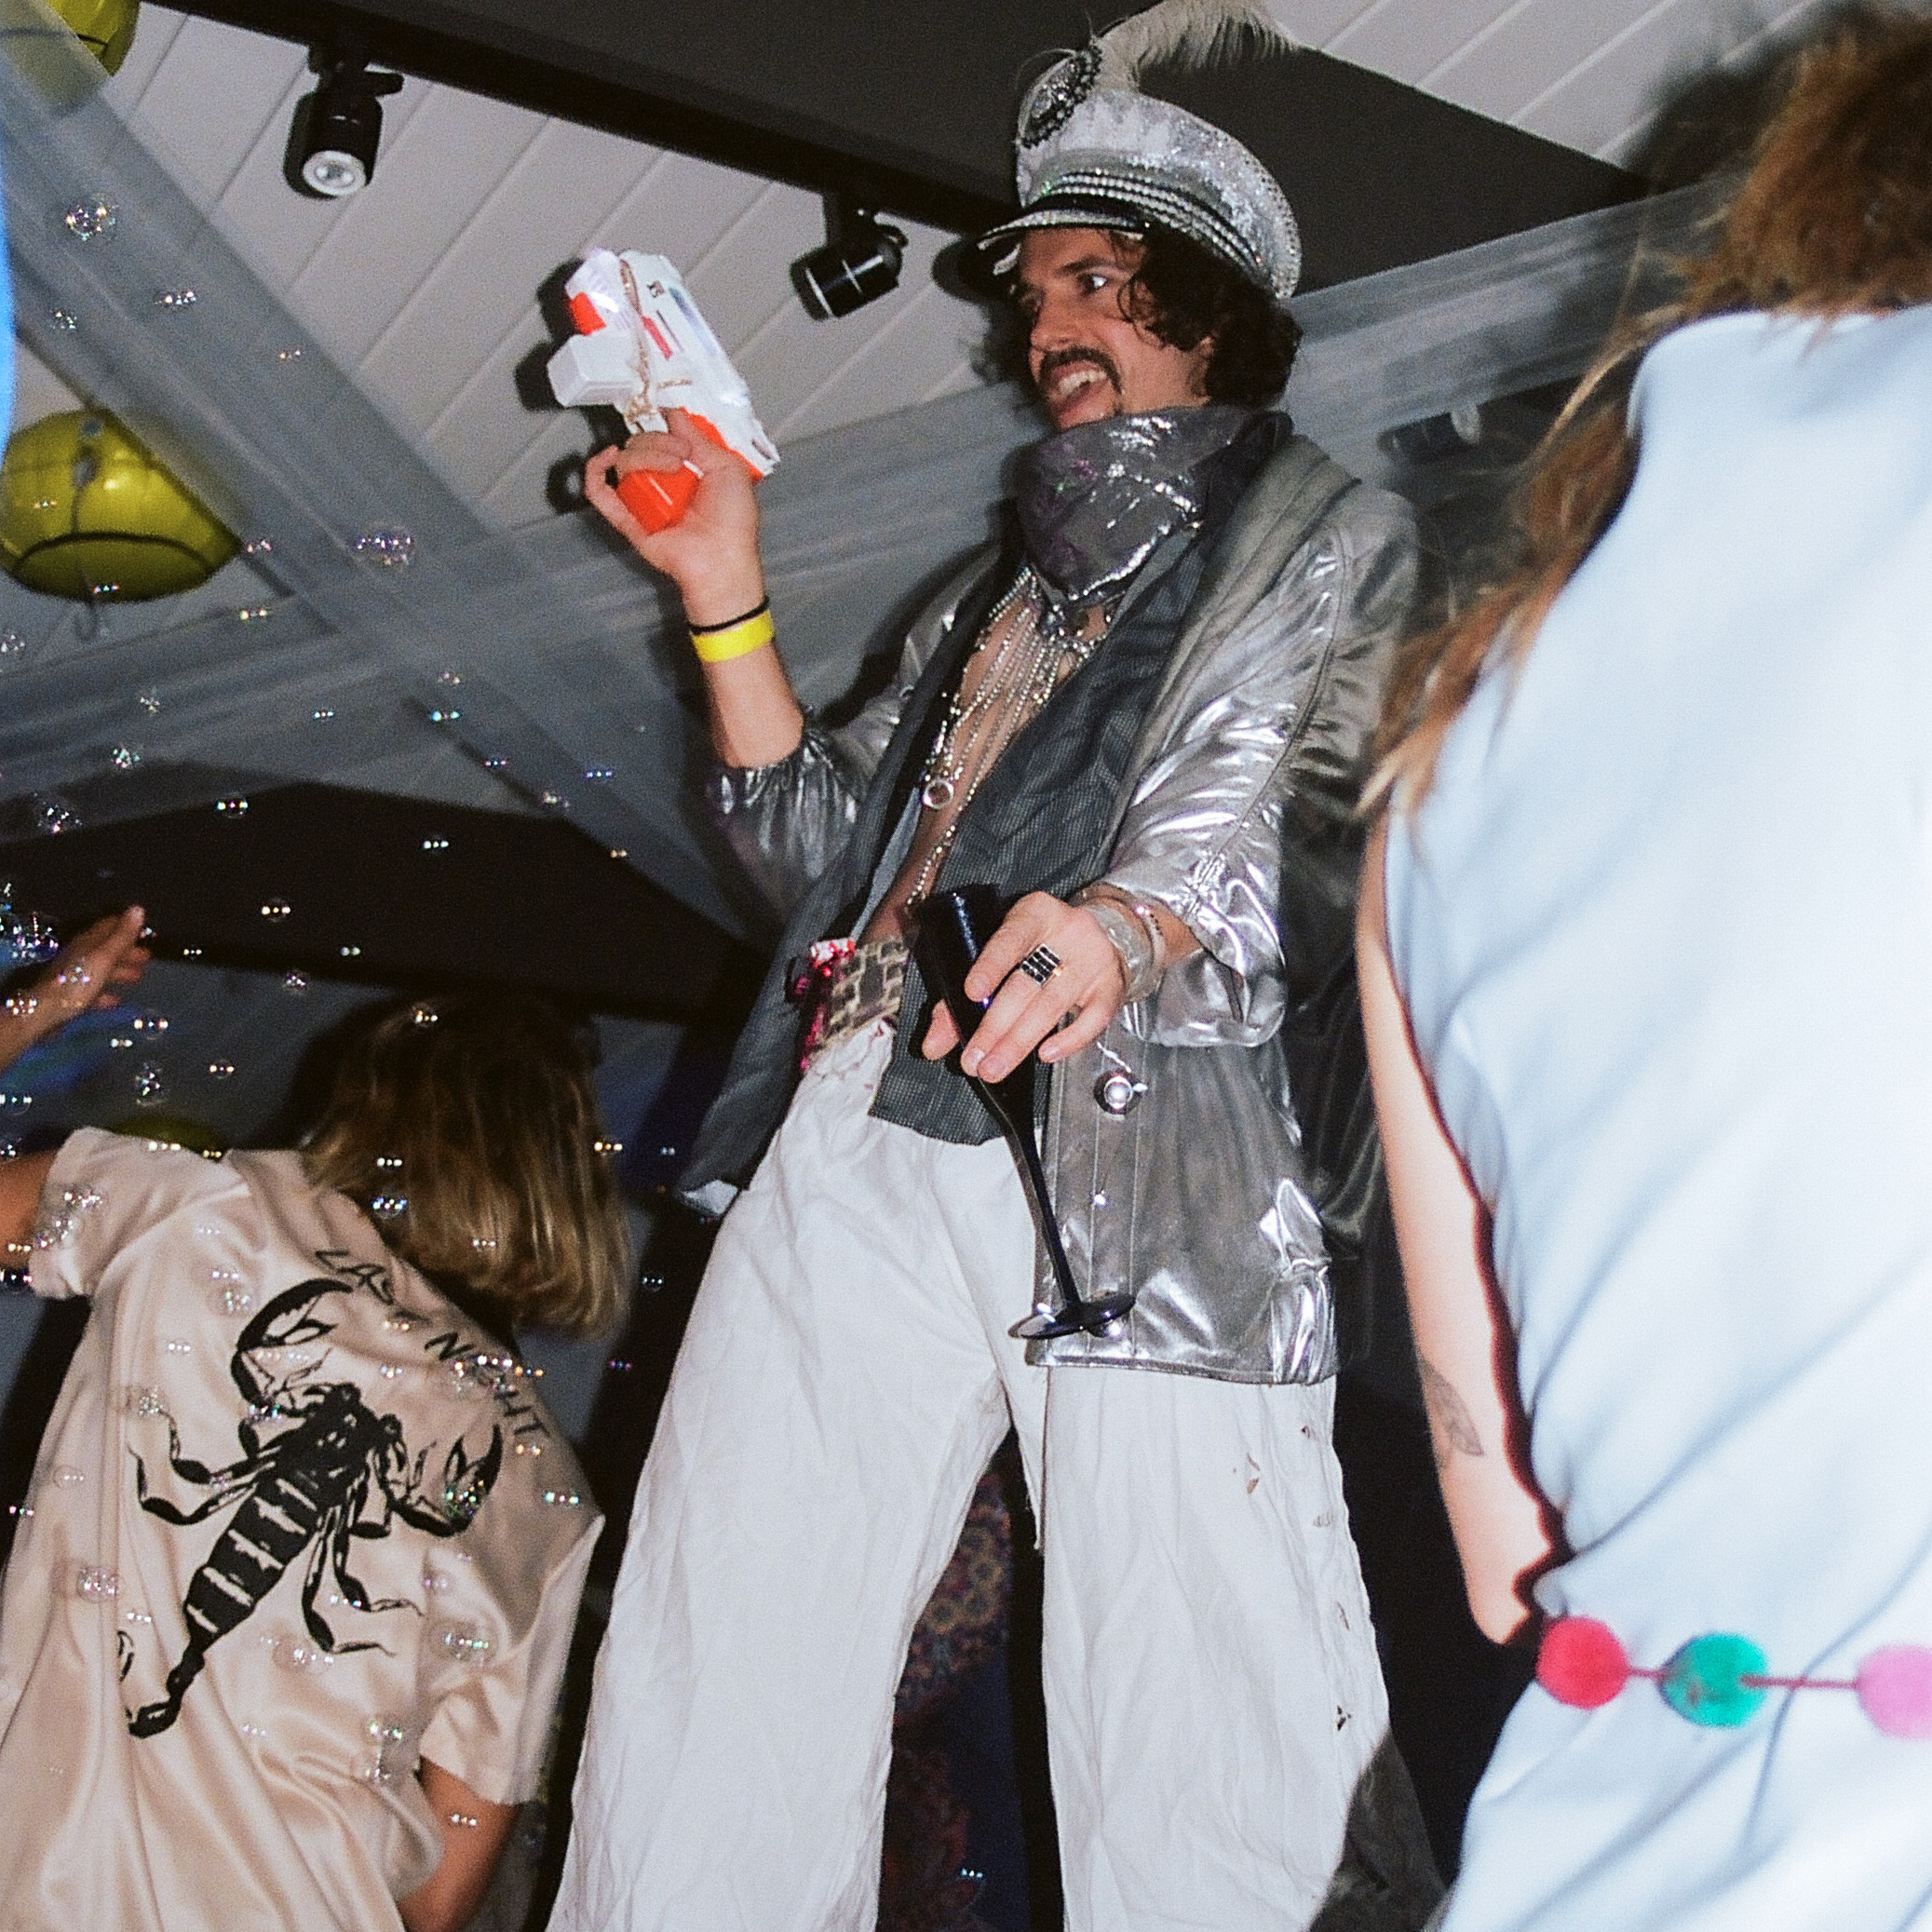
[975,0,1304,304]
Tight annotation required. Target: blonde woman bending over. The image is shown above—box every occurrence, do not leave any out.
[0,913,626,1932]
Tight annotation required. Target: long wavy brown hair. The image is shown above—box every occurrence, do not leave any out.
[303,991,627,1334]
[1371,9,1932,811]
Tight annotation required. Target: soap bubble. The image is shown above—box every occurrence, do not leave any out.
[283,973,308,995]
[260,901,290,922]
[31,794,78,836]
[153,288,196,310]
[275,347,304,363]
[426,708,460,723]
[266,1633,331,1673]
[311,708,335,723]
[133,1061,166,1105]
[436,669,461,688]
[209,1281,254,1317]
[352,527,415,570]
[433,1621,493,1667]
[214,796,249,817]
[49,309,77,332]
[62,199,116,241]
[47,1466,85,1489]
[584,765,615,783]
[135,690,161,714]
[242,537,274,557]
[75,1566,120,1601]
[539,1487,584,1508]
[0,631,31,667]
[109,745,141,771]
[356,1714,411,1788]
[420,836,448,852]
[207,1061,235,1079]
[236,605,271,623]
[37,1186,103,1250]
[370,1194,407,1221]
[539,791,569,812]
[339,944,361,959]
[128,1009,168,1036]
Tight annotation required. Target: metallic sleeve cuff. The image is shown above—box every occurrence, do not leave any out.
[1080,895,1164,1003]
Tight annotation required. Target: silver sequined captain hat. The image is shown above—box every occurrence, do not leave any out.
[973,0,1303,307]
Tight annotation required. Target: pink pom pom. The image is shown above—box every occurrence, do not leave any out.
[1537,1616,1631,1709]
[1856,1646,1932,1739]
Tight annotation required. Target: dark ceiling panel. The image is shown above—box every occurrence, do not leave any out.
[167,0,1635,285]
[0,782,763,1022]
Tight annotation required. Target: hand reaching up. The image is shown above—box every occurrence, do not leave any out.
[0,906,152,1071]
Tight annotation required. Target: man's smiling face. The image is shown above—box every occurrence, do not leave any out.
[1014,227,1216,432]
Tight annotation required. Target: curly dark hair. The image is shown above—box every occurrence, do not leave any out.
[988,224,1301,407]
[1120,226,1302,404]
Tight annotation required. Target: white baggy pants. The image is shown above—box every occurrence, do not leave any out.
[555,1022,1389,1931]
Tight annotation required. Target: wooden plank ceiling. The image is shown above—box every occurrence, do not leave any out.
[13,0,1844,538]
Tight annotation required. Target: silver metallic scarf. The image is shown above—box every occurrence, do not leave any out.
[1013,403,1251,604]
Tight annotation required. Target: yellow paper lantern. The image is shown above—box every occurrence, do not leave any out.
[48,0,139,74]
[0,411,238,601]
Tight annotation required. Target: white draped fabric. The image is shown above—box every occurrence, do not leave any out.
[0,18,1716,936]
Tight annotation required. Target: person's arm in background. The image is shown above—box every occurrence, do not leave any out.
[1358,822,1556,1643]
[398,1763,519,1932]
[0,907,151,1256]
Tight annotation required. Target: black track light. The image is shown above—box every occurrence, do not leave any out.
[793,196,909,319]
[292,54,404,198]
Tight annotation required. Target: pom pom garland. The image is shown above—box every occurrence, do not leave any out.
[1536,1616,1932,1737]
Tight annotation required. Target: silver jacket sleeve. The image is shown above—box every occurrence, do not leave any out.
[706,557,990,924]
[1094,484,1420,1047]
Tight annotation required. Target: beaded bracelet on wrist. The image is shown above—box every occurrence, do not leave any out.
[1080,898,1160,1003]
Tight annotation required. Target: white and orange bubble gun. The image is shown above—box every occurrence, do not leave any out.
[547,248,779,533]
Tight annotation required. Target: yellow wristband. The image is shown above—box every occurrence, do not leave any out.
[690,607,776,664]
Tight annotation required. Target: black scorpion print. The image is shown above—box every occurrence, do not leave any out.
[126,1280,503,1737]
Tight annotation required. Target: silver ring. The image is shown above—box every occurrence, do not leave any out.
[1017,944,1062,986]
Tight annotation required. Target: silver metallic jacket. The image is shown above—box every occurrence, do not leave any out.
[712,437,1421,1383]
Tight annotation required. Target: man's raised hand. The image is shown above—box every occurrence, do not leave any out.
[583,410,766,626]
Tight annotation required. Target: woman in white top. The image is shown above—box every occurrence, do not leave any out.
[1357,18,1932,1929]
[0,913,627,1932]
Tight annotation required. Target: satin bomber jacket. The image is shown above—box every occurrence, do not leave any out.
[708,435,1422,1383]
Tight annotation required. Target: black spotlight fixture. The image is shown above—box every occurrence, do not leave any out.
[793,195,909,320]
[291,51,404,198]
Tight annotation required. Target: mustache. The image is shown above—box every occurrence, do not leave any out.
[1034,346,1121,399]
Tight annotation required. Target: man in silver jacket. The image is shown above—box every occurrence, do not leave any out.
[557,9,1437,1929]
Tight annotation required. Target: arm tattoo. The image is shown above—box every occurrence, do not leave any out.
[1419,1358,1485,1471]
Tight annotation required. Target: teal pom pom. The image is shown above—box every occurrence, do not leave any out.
[1661,1633,1769,1728]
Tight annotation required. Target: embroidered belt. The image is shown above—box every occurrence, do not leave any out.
[1537,1615,1932,1737]
[789,936,907,1071]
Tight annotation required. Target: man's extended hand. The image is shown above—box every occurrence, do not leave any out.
[583,410,765,626]
[920,892,1126,1082]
